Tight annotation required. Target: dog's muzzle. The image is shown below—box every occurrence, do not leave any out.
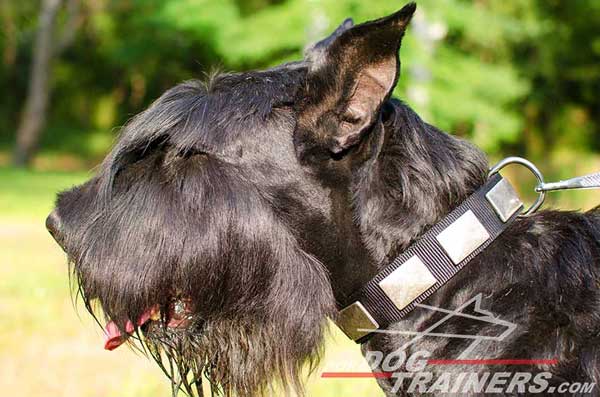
[46,209,63,246]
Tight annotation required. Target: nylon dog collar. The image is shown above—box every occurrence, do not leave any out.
[336,173,523,343]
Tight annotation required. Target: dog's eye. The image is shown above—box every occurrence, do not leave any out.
[341,114,362,125]
[178,148,210,159]
[275,100,295,108]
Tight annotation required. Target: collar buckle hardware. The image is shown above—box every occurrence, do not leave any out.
[488,157,545,217]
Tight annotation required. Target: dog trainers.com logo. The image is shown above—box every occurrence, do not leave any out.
[323,294,596,395]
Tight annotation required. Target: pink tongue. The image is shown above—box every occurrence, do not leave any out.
[103,305,159,351]
[103,320,134,351]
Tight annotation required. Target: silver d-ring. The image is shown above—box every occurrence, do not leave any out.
[488,157,546,217]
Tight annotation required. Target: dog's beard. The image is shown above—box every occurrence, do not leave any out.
[140,315,329,397]
[67,219,335,397]
[72,268,333,397]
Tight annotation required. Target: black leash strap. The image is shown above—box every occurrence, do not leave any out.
[336,174,523,343]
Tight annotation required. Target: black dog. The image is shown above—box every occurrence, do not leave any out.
[47,3,600,396]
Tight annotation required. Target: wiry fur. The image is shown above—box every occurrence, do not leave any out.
[47,3,600,396]
[53,70,335,396]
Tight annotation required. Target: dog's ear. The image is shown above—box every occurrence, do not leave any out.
[304,17,354,60]
[297,3,416,154]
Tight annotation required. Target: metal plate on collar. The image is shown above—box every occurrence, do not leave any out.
[486,178,523,222]
[336,301,379,341]
[436,210,490,265]
[379,255,437,310]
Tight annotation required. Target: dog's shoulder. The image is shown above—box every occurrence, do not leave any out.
[586,204,600,219]
[502,209,600,272]
[528,208,600,236]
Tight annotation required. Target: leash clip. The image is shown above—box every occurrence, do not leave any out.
[488,157,545,217]
[536,172,600,193]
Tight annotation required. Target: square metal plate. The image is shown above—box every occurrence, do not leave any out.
[436,210,490,264]
[336,301,379,341]
[379,256,437,310]
[486,178,523,222]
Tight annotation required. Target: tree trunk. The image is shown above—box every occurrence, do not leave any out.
[1,2,17,67]
[13,0,62,168]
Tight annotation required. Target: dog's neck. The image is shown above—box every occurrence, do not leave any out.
[334,101,488,304]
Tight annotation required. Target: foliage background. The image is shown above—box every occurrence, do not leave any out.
[0,0,599,396]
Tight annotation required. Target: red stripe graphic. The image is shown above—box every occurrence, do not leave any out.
[427,359,558,365]
[321,372,393,379]
[321,358,558,378]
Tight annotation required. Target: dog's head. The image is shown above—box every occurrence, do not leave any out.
[47,4,418,396]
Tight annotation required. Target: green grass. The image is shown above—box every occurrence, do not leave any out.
[0,166,381,396]
[0,167,90,221]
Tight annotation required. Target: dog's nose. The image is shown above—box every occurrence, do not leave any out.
[46,209,62,243]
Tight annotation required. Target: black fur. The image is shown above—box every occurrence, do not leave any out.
[47,3,600,396]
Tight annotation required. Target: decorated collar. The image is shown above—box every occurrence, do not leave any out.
[336,157,600,343]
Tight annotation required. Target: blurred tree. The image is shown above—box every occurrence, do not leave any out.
[1,0,598,171]
[514,0,600,160]
[12,0,81,167]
